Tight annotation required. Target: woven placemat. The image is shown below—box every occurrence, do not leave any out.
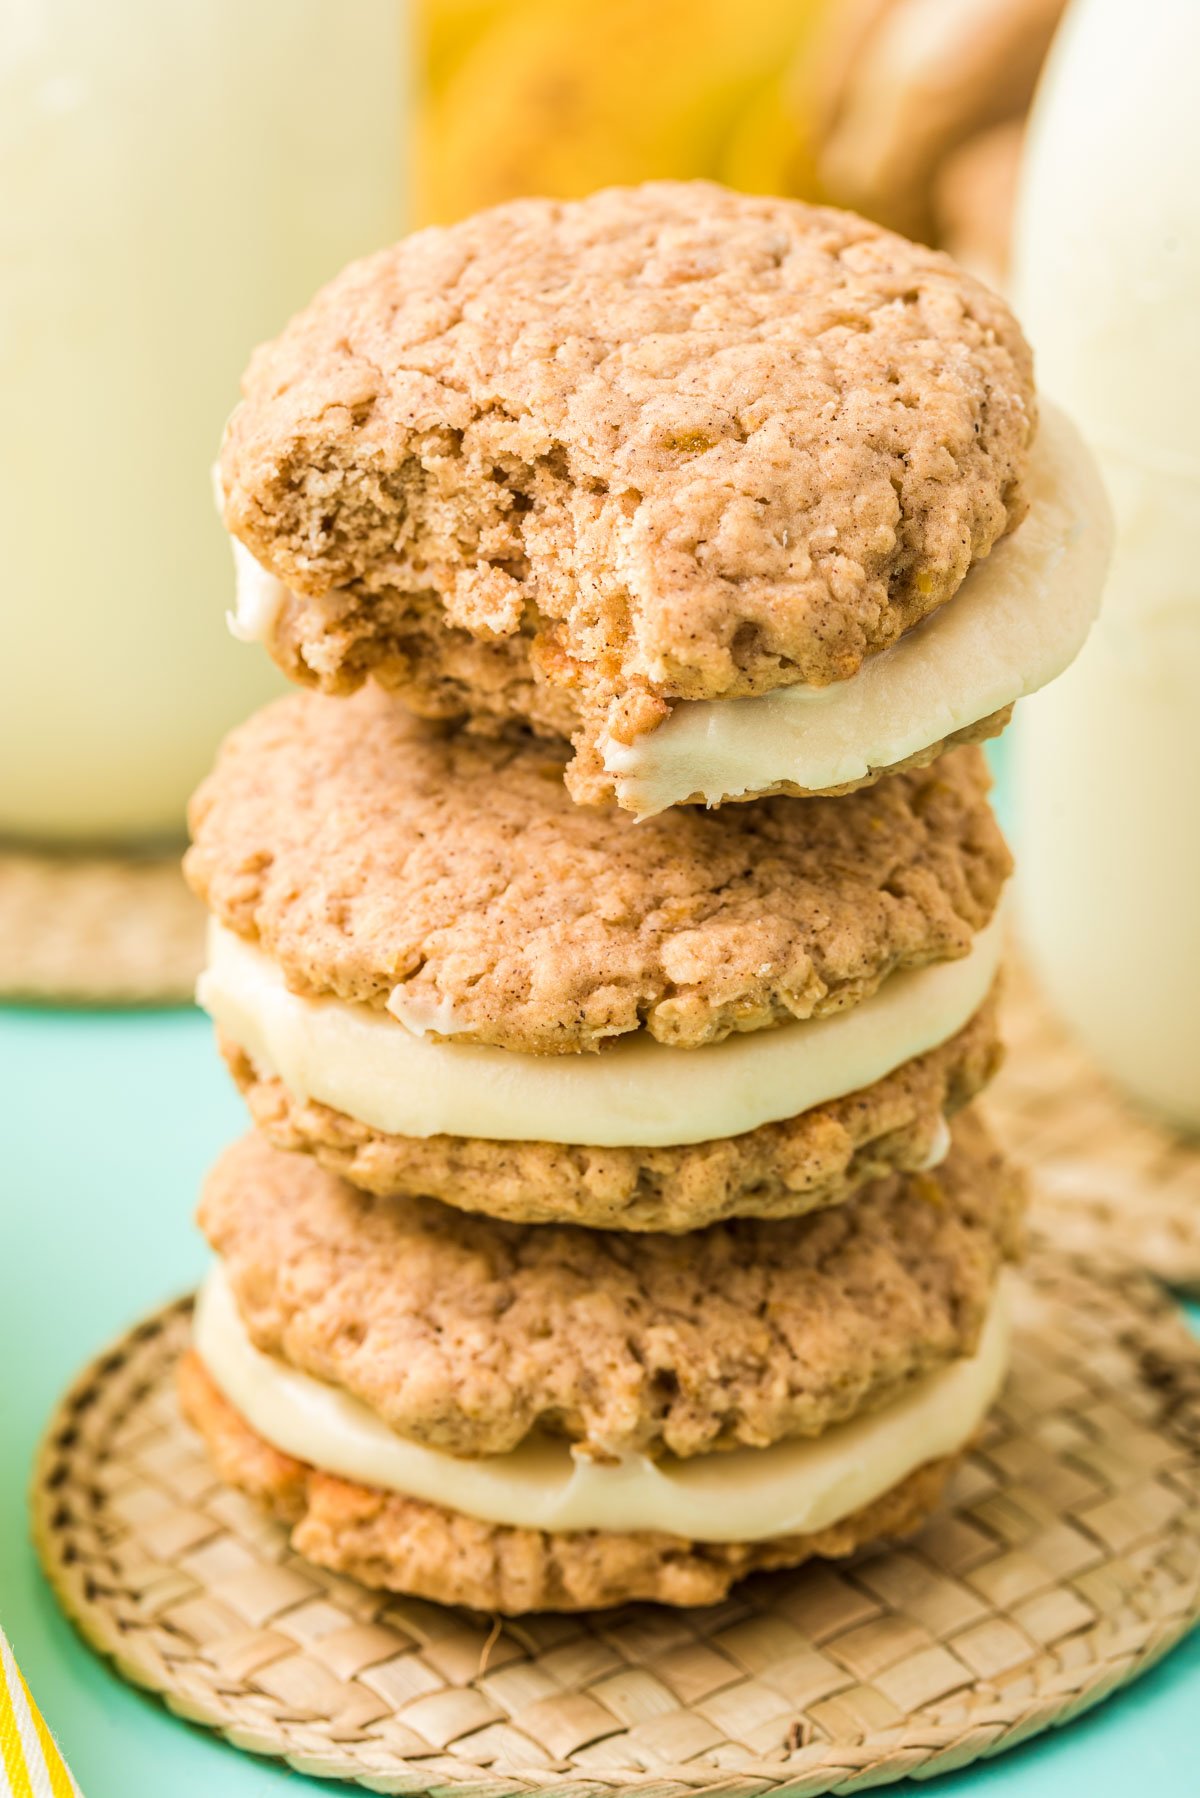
[34,1241,1200,1796]
[0,849,204,1005]
[990,954,1200,1291]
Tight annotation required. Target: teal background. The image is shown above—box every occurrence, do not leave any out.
[1,746,1196,1796]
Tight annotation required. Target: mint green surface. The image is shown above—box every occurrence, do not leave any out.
[1,742,1196,1795]
[2,1008,1197,1796]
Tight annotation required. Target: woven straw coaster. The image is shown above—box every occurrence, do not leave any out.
[34,1241,1200,1796]
[989,953,1200,1291]
[0,849,204,1005]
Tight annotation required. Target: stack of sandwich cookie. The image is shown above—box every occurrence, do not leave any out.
[181,181,1110,1614]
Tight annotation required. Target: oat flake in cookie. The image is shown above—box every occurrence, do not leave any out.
[211,179,1108,813]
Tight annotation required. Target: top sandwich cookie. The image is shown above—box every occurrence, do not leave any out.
[217,181,1110,813]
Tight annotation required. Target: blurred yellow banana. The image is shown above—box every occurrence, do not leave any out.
[415,0,826,224]
[420,0,509,92]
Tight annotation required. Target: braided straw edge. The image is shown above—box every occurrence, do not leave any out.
[0,849,204,1005]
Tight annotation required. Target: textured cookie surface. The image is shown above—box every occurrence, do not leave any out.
[199,1114,1022,1462]
[180,1353,956,1613]
[222,992,1001,1231]
[218,181,1035,788]
[186,689,1011,1054]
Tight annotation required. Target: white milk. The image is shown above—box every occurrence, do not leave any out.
[0,2,406,842]
[1012,0,1200,1128]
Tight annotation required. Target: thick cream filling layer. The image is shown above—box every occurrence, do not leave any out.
[195,1265,1011,1543]
[601,403,1112,815]
[197,913,1002,1148]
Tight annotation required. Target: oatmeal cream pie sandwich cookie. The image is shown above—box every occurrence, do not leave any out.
[180,1114,1024,1613]
[186,686,1011,1232]
[217,181,1111,814]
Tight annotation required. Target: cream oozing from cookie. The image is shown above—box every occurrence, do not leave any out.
[195,1263,1011,1543]
[197,912,1003,1148]
[601,404,1112,815]
[228,538,289,645]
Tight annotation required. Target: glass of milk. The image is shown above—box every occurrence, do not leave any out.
[1012,0,1200,1130]
[0,1,407,844]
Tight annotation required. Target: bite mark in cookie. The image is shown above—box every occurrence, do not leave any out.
[218,180,1037,803]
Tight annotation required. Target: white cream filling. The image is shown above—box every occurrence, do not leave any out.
[197,912,1002,1148]
[226,408,1108,820]
[227,537,289,645]
[194,1265,1011,1543]
[601,403,1113,816]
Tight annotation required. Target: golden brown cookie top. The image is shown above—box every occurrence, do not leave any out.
[185,689,1011,1054]
[219,181,1034,713]
[201,1114,1022,1462]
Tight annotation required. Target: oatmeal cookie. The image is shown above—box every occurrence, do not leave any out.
[217,181,1034,802]
[186,690,1010,1055]
[198,1114,1023,1462]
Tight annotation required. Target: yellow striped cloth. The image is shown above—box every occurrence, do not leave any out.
[0,1631,80,1798]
